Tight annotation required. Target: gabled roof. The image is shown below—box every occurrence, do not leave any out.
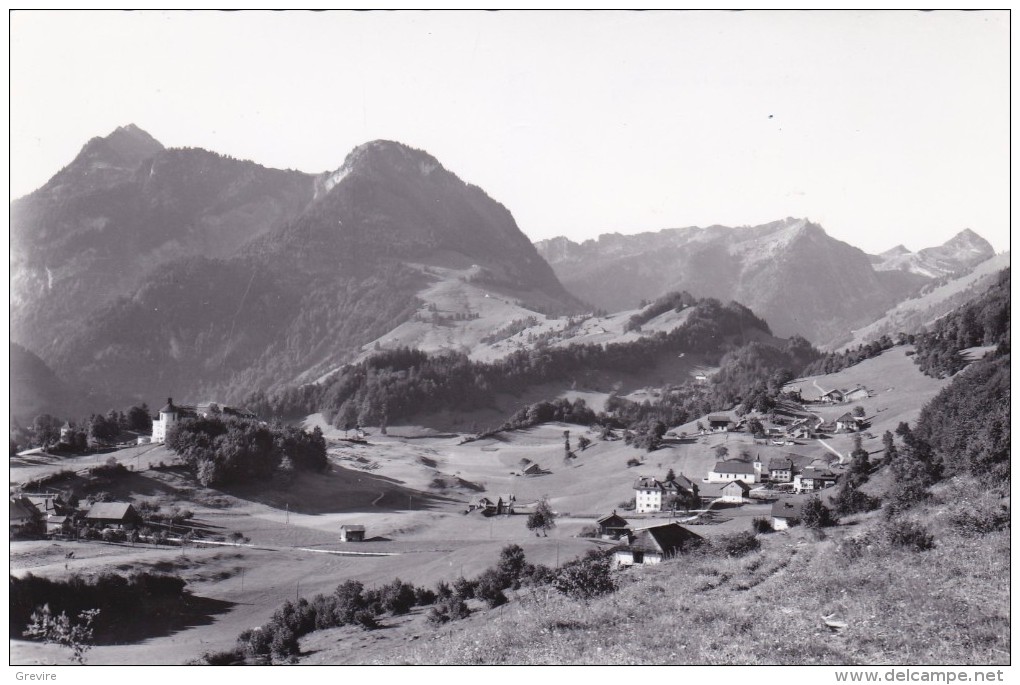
[668,474,698,491]
[633,476,661,490]
[340,524,365,532]
[799,467,838,481]
[768,457,794,471]
[707,414,734,423]
[627,523,702,556]
[596,512,629,527]
[10,497,41,521]
[85,502,136,521]
[771,498,807,519]
[836,413,860,423]
[722,479,752,494]
[712,460,756,475]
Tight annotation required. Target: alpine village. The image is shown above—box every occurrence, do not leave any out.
[9,126,1010,666]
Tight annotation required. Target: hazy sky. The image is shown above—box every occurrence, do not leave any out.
[10,10,1010,253]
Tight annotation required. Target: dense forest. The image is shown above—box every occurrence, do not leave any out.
[243,295,820,439]
[912,268,1009,378]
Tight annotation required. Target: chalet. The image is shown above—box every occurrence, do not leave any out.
[820,389,844,404]
[10,497,43,537]
[768,457,794,483]
[522,462,544,476]
[470,496,497,514]
[613,523,702,567]
[708,460,758,484]
[721,480,751,503]
[707,414,735,432]
[633,476,698,513]
[596,511,630,539]
[835,413,863,433]
[843,386,869,402]
[794,467,838,494]
[771,498,807,530]
[339,524,365,542]
[84,502,140,530]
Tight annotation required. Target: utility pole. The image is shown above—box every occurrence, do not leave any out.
[286,503,289,525]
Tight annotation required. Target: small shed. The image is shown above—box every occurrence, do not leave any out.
[340,524,366,542]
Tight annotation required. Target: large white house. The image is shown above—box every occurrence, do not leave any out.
[151,398,180,443]
[633,475,699,513]
[708,459,758,483]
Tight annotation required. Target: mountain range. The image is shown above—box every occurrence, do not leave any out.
[9,125,1004,419]
[11,127,578,415]
[535,220,997,347]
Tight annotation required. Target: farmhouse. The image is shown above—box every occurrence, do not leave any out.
[707,414,735,432]
[820,389,845,404]
[768,457,794,483]
[771,498,808,530]
[721,480,752,503]
[596,511,630,539]
[470,496,497,514]
[522,462,544,476]
[843,386,869,402]
[835,413,864,433]
[84,502,140,530]
[339,524,365,542]
[613,523,703,566]
[10,497,43,537]
[633,476,699,513]
[794,467,838,493]
[708,459,758,483]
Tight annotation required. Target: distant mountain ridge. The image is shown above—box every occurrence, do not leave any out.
[11,127,581,409]
[869,229,995,278]
[535,218,937,347]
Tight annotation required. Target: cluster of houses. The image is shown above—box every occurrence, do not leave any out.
[10,495,141,539]
[468,494,517,516]
[706,452,841,495]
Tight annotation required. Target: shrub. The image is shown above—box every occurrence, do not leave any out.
[427,596,471,625]
[718,531,761,557]
[887,521,935,551]
[552,549,616,600]
[199,647,243,665]
[475,569,509,608]
[626,457,641,468]
[452,576,476,600]
[950,504,1010,536]
[434,580,453,600]
[577,525,600,538]
[354,610,379,630]
[800,496,839,528]
[496,544,527,589]
[751,517,774,534]
[414,586,437,606]
[381,579,417,615]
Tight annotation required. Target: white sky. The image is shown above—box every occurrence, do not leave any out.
[9,10,1011,253]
